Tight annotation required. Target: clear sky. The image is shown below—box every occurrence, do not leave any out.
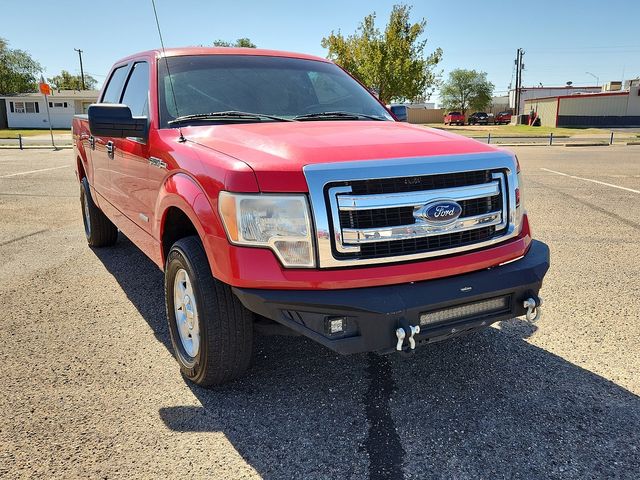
[3,0,639,102]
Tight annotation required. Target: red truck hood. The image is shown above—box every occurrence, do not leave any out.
[182,121,496,192]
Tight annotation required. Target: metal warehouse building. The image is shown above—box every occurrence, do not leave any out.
[524,86,640,127]
[510,86,601,114]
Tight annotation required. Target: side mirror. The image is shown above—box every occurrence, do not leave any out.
[88,104,148,139]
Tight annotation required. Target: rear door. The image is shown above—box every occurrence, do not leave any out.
[90,64,129,197]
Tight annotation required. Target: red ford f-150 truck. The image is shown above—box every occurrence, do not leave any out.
[73,48,549,386]
[444,111,465,126]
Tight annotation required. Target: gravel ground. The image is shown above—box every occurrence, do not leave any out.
[0,146,638,479]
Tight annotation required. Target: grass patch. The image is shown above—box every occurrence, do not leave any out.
[423,124,615,137]
[0,129,69,138]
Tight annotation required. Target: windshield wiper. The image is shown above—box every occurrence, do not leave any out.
[293,111,387,121]
[168,111,294,125]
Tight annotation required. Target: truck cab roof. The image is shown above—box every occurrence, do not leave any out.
[113,47,332,65]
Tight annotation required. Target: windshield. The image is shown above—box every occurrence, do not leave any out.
[158,55,393,127]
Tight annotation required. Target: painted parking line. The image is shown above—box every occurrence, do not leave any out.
[0,165,70,178]
[540,167,640,194]
[0,229,49,247]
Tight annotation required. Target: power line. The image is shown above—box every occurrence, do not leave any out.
[508,55,516,91]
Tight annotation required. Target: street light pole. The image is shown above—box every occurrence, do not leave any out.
[585,71,599,86]
[74,48,86,90]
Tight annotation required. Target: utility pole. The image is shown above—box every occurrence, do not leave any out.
[74,48,86,90]
[514,49,520,117]
[514,48,525,118]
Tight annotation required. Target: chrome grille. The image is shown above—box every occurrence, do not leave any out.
[330,171,507,258]
[303,153,522,268]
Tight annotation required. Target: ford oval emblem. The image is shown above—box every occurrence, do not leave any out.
[414,200,462,225]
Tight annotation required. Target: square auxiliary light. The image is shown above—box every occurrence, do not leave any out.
[327,317,346,335]
[419,296,510,326]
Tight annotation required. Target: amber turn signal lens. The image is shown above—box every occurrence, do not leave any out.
[218,192,238,242]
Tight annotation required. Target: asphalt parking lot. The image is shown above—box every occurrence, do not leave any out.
[1,146,639,479]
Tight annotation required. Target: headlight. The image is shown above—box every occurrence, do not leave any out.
[218,192,315,268]
[515,155,524,231]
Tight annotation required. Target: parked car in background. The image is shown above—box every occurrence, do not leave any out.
[444,111,465,125]
[468,112,492,125]
[495,111,512,125]
[389,104,408,122]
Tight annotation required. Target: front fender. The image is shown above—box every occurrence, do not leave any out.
[154,173,227,276]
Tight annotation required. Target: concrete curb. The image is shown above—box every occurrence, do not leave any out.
[0,145,72,150]
[492,143,550,147]
[468,135,570,140]
[563,143,609,147]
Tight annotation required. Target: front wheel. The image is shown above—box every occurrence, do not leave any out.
[165,236,253,386]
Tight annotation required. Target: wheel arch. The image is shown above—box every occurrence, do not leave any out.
[76,155,86,181]
[161,206,199,264]
[155,173,226,276]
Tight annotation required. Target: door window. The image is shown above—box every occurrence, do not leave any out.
[102,65,129,103]
[120,62,150,117]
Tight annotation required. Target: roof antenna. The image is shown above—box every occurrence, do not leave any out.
[151,0,185,142]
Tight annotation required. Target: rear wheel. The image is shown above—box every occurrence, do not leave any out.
[165,236,253,386]
[80,177,118,247]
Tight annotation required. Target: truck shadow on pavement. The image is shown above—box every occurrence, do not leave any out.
[93,237,640,480]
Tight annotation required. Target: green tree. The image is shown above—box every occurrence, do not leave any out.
[0,37,42,94]
[440,69,494,115]
[212,38,257,48]
[47,70,97,90]
[321,4,442,104]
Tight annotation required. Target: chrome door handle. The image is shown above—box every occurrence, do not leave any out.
[106,141,115,159]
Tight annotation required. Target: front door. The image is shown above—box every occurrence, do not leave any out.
[90,64,129,199]
[109,61,153,233]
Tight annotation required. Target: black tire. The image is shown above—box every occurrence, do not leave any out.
[80,177,118,247]
[165,236,253,386]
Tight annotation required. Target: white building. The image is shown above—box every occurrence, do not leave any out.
[509,86,601,114]
[0,90,99,129]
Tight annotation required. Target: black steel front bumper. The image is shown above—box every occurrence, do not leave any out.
[233,240,550,354]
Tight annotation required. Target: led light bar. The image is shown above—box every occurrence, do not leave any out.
[419,296,510,326]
